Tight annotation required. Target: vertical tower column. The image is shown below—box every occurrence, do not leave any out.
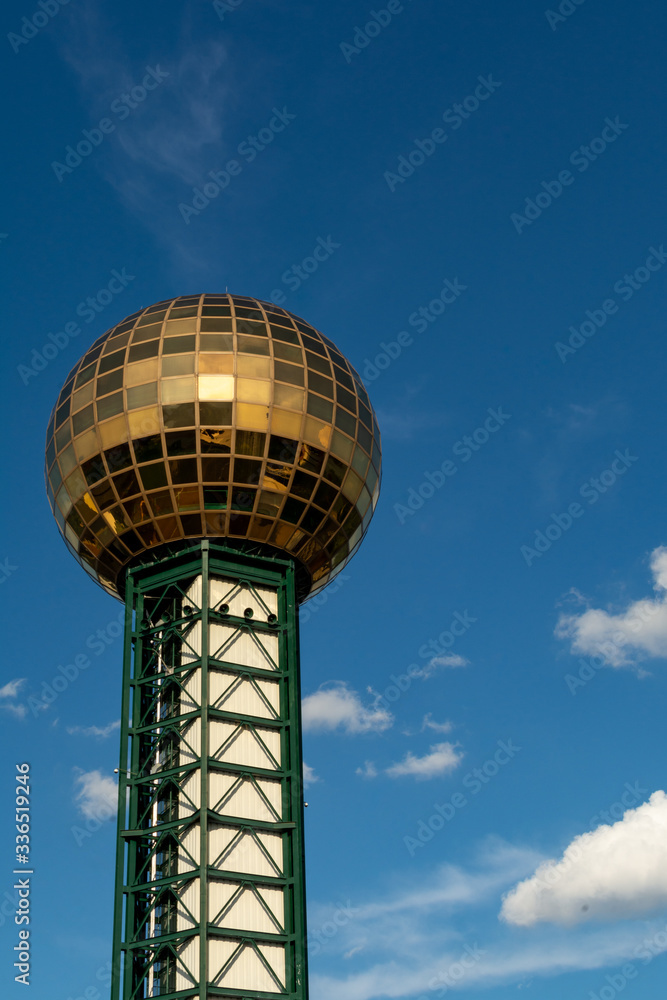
[112,541,308,1000]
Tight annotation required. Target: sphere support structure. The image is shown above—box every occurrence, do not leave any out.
[111,540,309,1000]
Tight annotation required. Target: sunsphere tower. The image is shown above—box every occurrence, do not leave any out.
[45,293,381,1000]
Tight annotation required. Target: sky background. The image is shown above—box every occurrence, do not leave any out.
[3,0,667,997]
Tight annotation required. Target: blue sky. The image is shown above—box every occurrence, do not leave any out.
[3,0,667,996]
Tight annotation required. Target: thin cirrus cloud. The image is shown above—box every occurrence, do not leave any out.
[301,682,393,735]
[0,678,27,718]
[411,653,469,679]
[556,546,667,668]
[500,790,667,927]
[59,5,231,186]
[67,720,121,739]
[421,714,453,734]
[56,4,235,271]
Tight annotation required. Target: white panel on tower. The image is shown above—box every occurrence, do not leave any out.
[174,938,199,990]
[182,576,203,661]
[209,671,280,719]
[181,667,202,714]
[179,771,201,818]
[210,721,281,769]
[209,939,285,991]
[209,623,279,671]
[179,824,200,871]
[209,578,278,619]
[209,773,282,822]
[178,718,201,764]
[208,826,284,877]
[176,878,200,931]
[208,882,284,933]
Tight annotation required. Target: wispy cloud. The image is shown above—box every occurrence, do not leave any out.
[302,682,393,735]
[303,762,319,787]
[421,714,453,734]
[56,5,235,269]
[308,839,667,1000]
[0,678,27,718]
[60,5,231,181]
[67,720,121,739]
[556,546,667,668]
[411,654,468,679]
[385,742,463,780]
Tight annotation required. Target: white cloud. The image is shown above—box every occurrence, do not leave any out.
[0,678,26,699]
[421,714,453,734]
[307,839,667,1000]
[73,769,118,821]
[385,743,463,780]
[556,546,667,667]
[302,683,393,735]
[356,761,378,779]
[501,790,667,927]
[411,654,468,679]
[0,678,27,718]
[303,762,319,788]
[67,720,121,739]
[3,703,27,719]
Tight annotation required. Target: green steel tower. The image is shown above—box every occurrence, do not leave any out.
[45,294,381,1000]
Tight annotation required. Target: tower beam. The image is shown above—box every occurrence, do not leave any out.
[111,540,308,999]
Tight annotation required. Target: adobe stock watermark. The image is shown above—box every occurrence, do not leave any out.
[404,739,521,856]
[564,605,659,695]
[71,794,117,846]
[424,942,486,997]
[0,558,18,585]
[17,268,135,385]
[589,917,667,1000]
[27,608,128,717]
[212,0,244,20]
[308,900,357,956]
[588,782,648,828]
[178,107,296,224]
[340,0,415,63]
[60,960,119,1000]
[555,245,667,362]
[8,0,71,54]
[510,117,629,234]
[362,277,468,384]
[51,67,170,182]
[384,75,502,192]
[545,0,587,31]
[394,408,511,524]
[267,236,341,305]
[299,573,350,625]
[521,449,638,567]
[373,610,477,711]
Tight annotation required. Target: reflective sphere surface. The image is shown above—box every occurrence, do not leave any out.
[45,294,381,600]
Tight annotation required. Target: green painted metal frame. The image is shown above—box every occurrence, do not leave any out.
[111,540,309,1000]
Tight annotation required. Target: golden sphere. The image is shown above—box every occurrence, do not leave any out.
[45,294,381,601]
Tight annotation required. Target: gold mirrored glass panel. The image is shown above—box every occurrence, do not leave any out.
[44,294,381,601]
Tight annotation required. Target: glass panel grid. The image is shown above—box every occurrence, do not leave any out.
[44,294,381,600]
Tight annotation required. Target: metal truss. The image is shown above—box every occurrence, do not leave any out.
[111,540,309,1000]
